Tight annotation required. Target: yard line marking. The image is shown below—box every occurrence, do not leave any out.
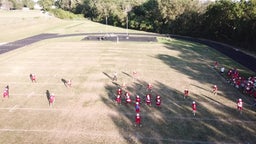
[120,113,256,124]
[0,82,62,85]
[1,106,255,123]
[0,107,68,112]
[0,128,236,144]
[9,105,19,112]
[27,92,34,98]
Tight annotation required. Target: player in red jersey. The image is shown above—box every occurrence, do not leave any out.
[192,101,197,116]
[117,88,122,96]
[145,94,152,106]
[30,74,37,83]
[116,94,121,105]
[237,98,243,114]
[184,89,189,99]
[212,85,218,95]
[49,93,55,107]
[125,92,132,104]
[214,61,218,69]
[135,95,141,104]
[135,102,140,113]
[156,95,161,108]
[2,86,9,100]
[135,113,142,127]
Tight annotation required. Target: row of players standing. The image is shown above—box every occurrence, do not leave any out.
[2,74,72,107]
[113,70,244,127]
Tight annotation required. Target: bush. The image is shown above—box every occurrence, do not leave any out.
[49,9,83,19]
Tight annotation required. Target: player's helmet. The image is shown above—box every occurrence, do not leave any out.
[239,98,242,102]
[157,95,160,99]
[193,101,195,104]
[136,113,139,116]
[137,95,139,98]
[136,102,139,104]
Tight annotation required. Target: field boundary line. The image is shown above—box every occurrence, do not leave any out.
[27,92,34,98]
[8,105,19,112]
[0,107,68,112]
[0,128,236,144]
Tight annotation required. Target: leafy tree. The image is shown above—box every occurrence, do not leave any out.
[38,0,54,11]
[22,0,34,9]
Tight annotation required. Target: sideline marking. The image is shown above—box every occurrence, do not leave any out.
[9,105,19,112]
[0,128,236,144]
[27,92,34,98]
[1,107,67,112]
[1,107,255,123]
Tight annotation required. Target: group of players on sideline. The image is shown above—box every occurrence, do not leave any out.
[112,66,246,127]
[215,61,256,105]
[2,74,72,107]
[2,64,252,127]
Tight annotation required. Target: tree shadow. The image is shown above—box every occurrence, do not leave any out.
[98,39,256,143]
[100,79,256,143]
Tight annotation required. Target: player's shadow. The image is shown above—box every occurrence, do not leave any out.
[112,82,120,87]
[29,74,33,81]
[103,72,113,80]
[203,94,225,106]
[191,84,211,93]
[46,90,50,105]
[61,78,68,87]
[122,71,132,78]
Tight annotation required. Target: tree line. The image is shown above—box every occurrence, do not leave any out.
[80,0,256,51]
[2,0,256,51]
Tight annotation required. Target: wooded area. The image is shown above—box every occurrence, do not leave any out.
[2,0,256,51]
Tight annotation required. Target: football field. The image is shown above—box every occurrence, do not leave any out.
[0,10,255,144]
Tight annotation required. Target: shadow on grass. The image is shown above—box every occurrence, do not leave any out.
[46,90,50,106]
[122,71,132,78]
[103,72,113,80]
[98,39,256,143]
[100,78,256,143]
[61,78,67,87]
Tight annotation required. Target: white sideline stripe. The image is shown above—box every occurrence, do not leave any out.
[27,92,34,98]
[9,105,19,112]
[0,82,62,85]
[0,128,235,144]
[0,107,67,112]
[0,42,7,45]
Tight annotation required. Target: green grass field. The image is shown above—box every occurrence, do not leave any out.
[0,10,255,144]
